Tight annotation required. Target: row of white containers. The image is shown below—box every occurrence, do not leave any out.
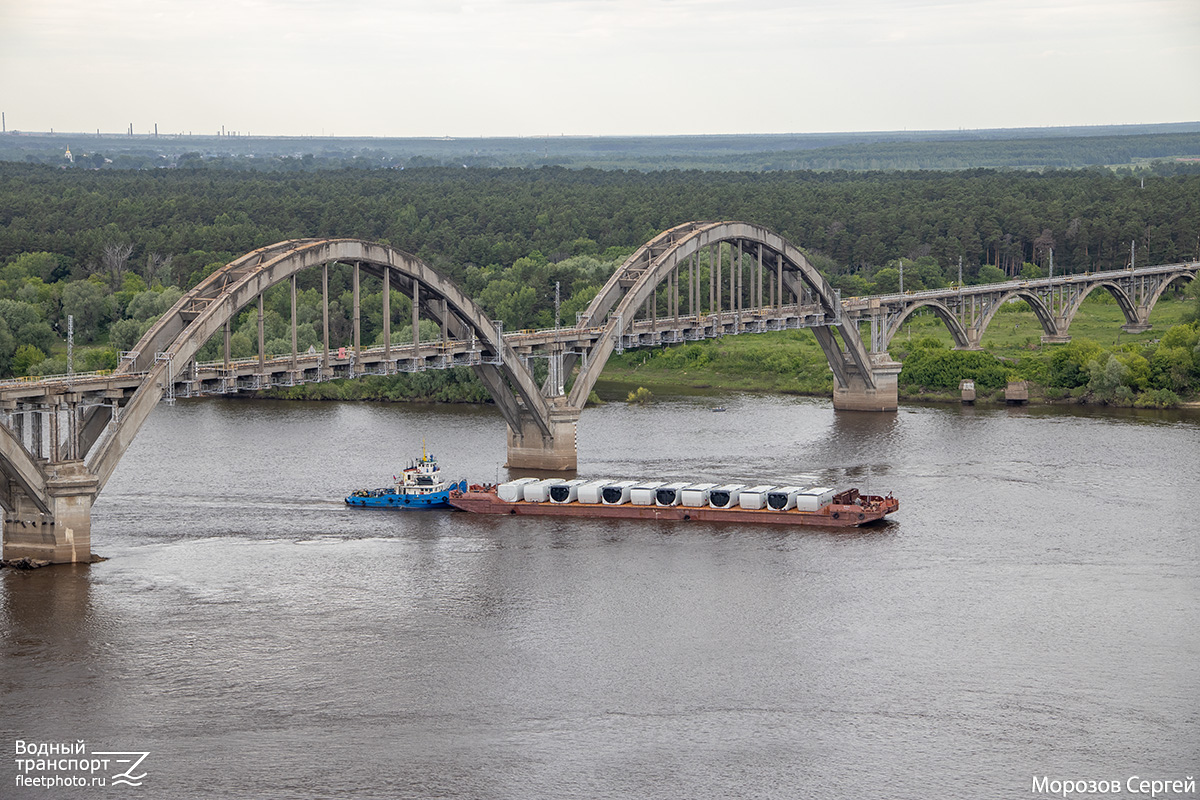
[498,477,837,511]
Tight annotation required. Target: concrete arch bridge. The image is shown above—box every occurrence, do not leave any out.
[2,223,1195,562]
[844,263,1197,352]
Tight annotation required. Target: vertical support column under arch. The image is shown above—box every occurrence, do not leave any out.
[412,281,420,350]
[383,269,391,363]
[290,275,298,371]
[321,262,330,379]
[353,262,361,367]
[257,293,265,375]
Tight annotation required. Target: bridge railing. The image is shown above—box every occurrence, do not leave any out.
[0,369,124,389]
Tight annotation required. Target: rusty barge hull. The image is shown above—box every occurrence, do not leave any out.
[448,492,898,528]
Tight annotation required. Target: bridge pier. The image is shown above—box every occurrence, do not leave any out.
[505,399,580,472]
[3,461,99,564]
[832,357,902,412]
[1120,322,1153,334]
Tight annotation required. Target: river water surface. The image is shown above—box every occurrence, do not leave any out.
[2,394,1197,799]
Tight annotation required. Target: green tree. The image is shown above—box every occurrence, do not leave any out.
[61,281,114,343]
[1087,355,1132,404]
[976,265,1006,284]
[11,344,45,376]
[0,299,56,354]
[10,252,67,283]
[872,267,901,294]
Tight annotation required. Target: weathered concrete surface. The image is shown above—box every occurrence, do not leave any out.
[2,461,98,563]
[506,400,580,472]
[832,359,901,412]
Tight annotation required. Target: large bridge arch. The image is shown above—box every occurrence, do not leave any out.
[567,221,895,411]
[88,239,550,492]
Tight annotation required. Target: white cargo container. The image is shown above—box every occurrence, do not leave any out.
[708,484,746,509]
[766,486,804,511]
[630,482,666,506]
[738,485,777,510]
[654,482,692,506]
[577,479,610,504]
[600,480,638,505]
[795,486,837,512]
[523,478,561,503]
[680,483,719,507]
[497,477,539,503]
[548,478,589,504]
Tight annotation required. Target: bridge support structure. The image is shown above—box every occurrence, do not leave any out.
[505,398,580,472]
[832,355,902,412]
[3,461,99,564]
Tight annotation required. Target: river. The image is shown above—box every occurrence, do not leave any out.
[2,394,1198,799]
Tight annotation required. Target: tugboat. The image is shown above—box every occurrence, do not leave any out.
[345,446,465,509]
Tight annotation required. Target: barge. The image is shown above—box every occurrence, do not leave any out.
[449,479,898,528]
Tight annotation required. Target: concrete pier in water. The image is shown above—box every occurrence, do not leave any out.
[3,461,98,563]
[506,402,580,472]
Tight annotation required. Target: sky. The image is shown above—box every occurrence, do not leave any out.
[1,0,1198,138]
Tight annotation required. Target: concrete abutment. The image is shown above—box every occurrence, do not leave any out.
[2,462,99,564]
[505,401,581,472]
[832,358,902,412]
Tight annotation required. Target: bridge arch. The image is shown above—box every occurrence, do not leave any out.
[1058,280,1140,332]
[967,289,1060,346]
[567,221,890,409]
[88,239,548,492]
[1142,270,1196,310]
[880,299,973,350]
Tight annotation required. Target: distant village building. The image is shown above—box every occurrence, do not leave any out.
[64,147,74,163]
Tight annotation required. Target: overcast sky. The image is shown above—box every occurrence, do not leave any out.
[2,0,1197,137]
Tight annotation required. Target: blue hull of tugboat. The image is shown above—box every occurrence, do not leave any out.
[345,490,453,509]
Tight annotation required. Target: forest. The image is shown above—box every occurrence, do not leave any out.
[0,161,1197,403]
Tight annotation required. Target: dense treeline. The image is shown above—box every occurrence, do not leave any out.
[3,162,1199,283]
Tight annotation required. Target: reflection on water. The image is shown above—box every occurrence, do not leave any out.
[3,395,1198,799]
